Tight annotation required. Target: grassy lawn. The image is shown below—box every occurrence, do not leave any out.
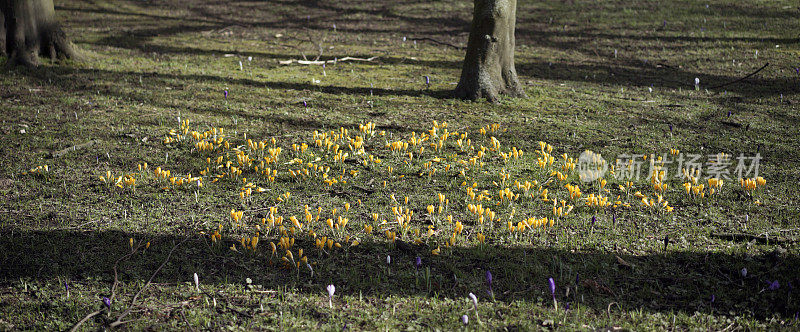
[1,0,799,330]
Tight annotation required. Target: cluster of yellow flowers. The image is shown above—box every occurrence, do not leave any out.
[23,164,49,175]
[77,118,772,273]
[230,209,244,225]
[584,193,611,208]
[640,193,673,212]
[163,119,193,144]
[740,177,766,193]
[551,199,574,217]
[478,123,502,136]
[99,170,136,190]
[565,183,582,200]
[536,142,556,168]
[508,216,553,233]
[239,234,259,251]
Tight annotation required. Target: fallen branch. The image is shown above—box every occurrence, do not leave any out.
[109,236,191,328]
[305,27,325,61]
[180,307,197,332]
[70,240,146,332]
[410,37,465,50]
[69,310,102,332]
[711,231,790,244]
[279,56,378,65]
[198,288,254,319]
[707,63,769,89]
[52,139,100,158]
[110,245,143,302]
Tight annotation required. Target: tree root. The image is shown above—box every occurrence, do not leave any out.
[7,26,78,67]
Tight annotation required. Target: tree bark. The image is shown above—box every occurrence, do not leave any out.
[0,0,77,66]
[0,11,5,56]
[455,0,525,102]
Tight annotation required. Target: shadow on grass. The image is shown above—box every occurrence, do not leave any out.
[82,22,794,101]
[16,65,454,102]
[49,0,796,108]
[1,229,797,320]
[519,60,796,98]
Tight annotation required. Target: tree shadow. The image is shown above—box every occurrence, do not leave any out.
[54,0,795,105]
[55,66,453,101]
[1,229,798,320]
[2,64,450,140]
[54,4,219,25]
[519,60,796,98]
[59,0,470,60]
[519,28,800,48]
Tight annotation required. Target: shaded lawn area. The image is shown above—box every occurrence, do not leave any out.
[1,0,799,330]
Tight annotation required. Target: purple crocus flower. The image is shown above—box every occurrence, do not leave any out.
[768,280,780,290]
[303,100,307,107]
[711,294,715,303]
[102,297,112,308]
[741,268,747,278]
[224,90,228,99]
[591,215,596,225]
[548,277,557,310]
[728,110,732,117]
[669,124,673,132]
[424,76,430,85]
[486,270,494,296]
[565,302,570,310]
[415,256,422,270]
[461,314,469,325]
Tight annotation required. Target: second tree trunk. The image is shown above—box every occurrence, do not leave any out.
[455,0,525,102]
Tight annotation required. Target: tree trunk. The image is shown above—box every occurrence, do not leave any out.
[0,0,76,66]
[455,0,525,102]
[0,12,5,56]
